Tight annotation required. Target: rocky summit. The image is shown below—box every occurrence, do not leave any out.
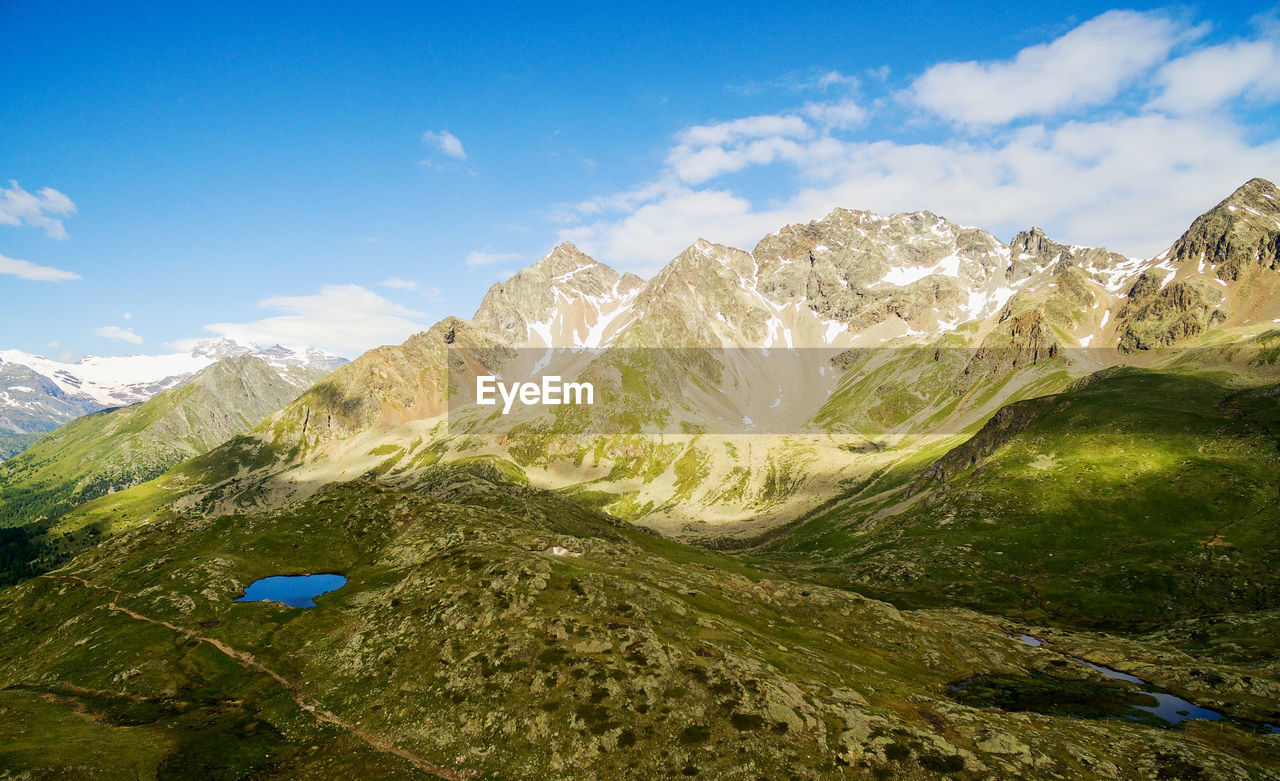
[2,180,1280,779]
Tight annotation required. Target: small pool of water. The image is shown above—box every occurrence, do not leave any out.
[236,574,346,608]
[1074,658,1223,725]
[1009,633,1224,727]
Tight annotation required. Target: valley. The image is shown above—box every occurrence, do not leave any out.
[2,179,1280,778]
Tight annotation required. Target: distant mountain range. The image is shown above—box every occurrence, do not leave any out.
[155,177,1275,535]
[0,338,346,460]
[0,352,342,537]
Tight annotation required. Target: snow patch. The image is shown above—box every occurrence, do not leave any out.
[880,254,962,286]
[822,319,848,344]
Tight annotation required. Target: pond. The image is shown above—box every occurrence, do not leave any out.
[235,574,347,608]
[1004,633,1226,728]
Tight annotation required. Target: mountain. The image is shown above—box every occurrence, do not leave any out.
[0,361,103,458]
[35,179,1275,543]
[760,362,1280,629]
[458,184,1277,364]
[0,354,338,564]
[4,179,1280,778]
[1118,178,1280,350]
[0,339,346,460]
[473,242,645,347]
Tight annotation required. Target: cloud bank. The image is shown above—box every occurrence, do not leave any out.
[559,9,1280,270]
[179,284,428,357]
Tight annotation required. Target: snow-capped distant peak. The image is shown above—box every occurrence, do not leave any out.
[0,339,345,409]
[0,348,214,407]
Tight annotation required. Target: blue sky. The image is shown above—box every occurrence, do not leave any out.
[3,1,1279,358]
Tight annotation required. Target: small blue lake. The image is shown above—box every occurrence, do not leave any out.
[236,574,347,608]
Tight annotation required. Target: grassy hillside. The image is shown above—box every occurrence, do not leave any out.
[0,355,329,531]
[760,367,1280,632]
[2,460,1277,778]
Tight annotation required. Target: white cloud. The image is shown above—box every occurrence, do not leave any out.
[558,12,1280,270]
[813,70,859,90]
[1150,39,1280,113]
[909,10,1200,125]
[379,277,419,290]
[422,130,467,159]
[678,114,811,149]
[731,68,860,95]
[0,181,77,239]
[801,99,867,130]
[421,285,445,302]
[185,284,428,356]
[0,252,80,281]
[565,114,1280,267]
[95,326,142,345]
[465,250,523,268]
[661,96,867,187]
[122,312,132,319]
[562,182,793,271]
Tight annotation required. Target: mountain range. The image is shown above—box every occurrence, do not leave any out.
[2,179,1280,778]
[0,339,346,460]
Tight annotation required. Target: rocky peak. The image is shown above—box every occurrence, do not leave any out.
[665,239,756,281]
[613,241,768,347]
[617,272,646,296]
[1231,177,1280,207]
[1010,227,1060,259]
[471,244,643,348]
[1009,227,1071,280]
[1170,177,1280,281]
[532,241,602,278]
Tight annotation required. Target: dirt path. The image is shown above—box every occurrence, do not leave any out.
[41,573,476,781]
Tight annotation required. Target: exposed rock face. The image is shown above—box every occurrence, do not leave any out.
[1170,178,1280,281]
[752,208,1013,333]
[1009,226,1131,282]
[459,181,1280,362]
[472,242,642,347]
[1118,274,1226,352]
[618,239,772,347]
[1121,268,1228,350]
[234,317,506,454]
[1009,226,1060,260]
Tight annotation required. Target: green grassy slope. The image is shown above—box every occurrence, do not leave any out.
[760,368,1280,633]
[3,461,1277,778]
[0,355,329,531]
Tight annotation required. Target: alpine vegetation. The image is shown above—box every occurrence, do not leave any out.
[4,179,1280,779]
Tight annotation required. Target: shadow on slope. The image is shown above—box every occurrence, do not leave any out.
[760,368,1280,632]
